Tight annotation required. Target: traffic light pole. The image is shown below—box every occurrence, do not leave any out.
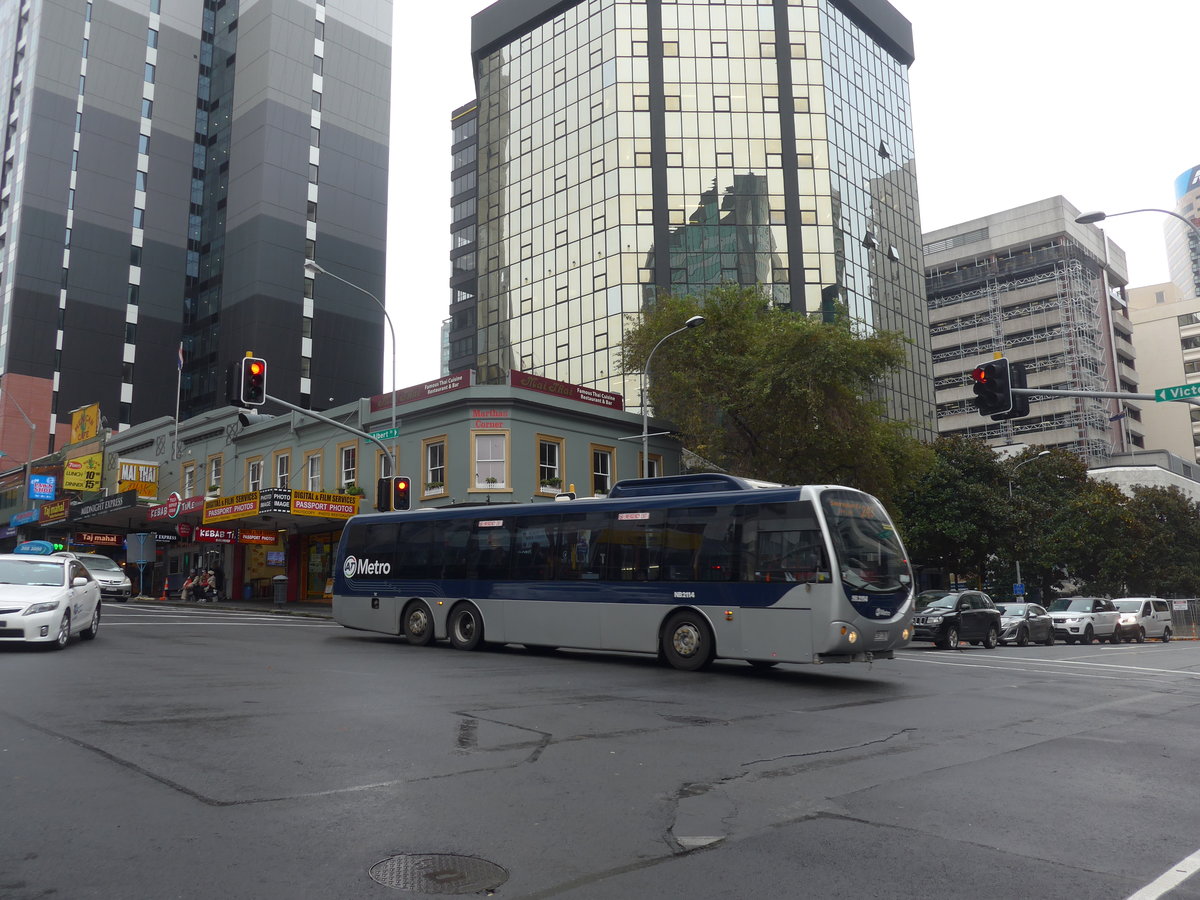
[1011,387,1200,406]
[262,393,395,476]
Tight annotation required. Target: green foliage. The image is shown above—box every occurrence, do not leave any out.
[620,285,930,505]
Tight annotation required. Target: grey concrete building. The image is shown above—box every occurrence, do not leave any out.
[924,196,1142,463]
[450,0,935,437]
[0,0,390,463]
[1127,281,1200,461]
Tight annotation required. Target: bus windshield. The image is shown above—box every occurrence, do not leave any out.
[820,489,908,595]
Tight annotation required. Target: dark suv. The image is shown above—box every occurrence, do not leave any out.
[910,590,1002,650]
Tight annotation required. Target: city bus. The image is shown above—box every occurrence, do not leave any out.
[331,474,913,670]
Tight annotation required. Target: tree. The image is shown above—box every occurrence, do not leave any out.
[1123,486,1200,597]
[619,285,930,505]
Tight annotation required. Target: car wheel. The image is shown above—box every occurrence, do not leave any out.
[50,609,71,650]
[1016,627,1029,647]
[448,602,485,651]
[80,603,100,641]
[1108,628,1122,645]
[938,625,959,650]
[1043,629,1055,646]
[402,600,436,646]
[983,625,999,649]
[1135,627,1146,644]
[661,610,715,671]
[1080,625,1094,645]
[1163,627,1172,643]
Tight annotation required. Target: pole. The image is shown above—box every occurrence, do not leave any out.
[1008,451,1048,594]
[641,316,705,478]
[174,341,183,459]
[304,260,396,475]
[265,393,394,475]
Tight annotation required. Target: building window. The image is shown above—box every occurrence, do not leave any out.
[305,453,321,491]
[339,444,357,488]
[472,431,508,490]
[183,464,196,497]
[537,435,563,494]
[641,453,662,478]
[247,459,263,492]
[424,437,446,494]
[275,452,290,488]
[208,456,222,493]
[591,445,614,496]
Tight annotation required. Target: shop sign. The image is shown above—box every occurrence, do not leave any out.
[29,474,57,501]
[70,402,101,443]
[239,528,279,545]
[0,526,15,539]
[176,522,193,539]
[76,531,123,547]
[72,489,138,521]
[63,452,104,492]
[203,491,261,524]
[195,526,236,543]
[510,370,624,410]
[117,459,160,500]
[147,495,205,522]
[152,531,180,544]
[472,408,509,429]
[11,509,38,527]
[259,488,293,514]
[369,370,474,412]
[290,490,358,519]
[39,498,70,525]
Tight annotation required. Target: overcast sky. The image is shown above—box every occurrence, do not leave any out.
[384,0,1199,389]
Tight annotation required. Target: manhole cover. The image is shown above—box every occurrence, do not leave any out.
[369,854,509,894]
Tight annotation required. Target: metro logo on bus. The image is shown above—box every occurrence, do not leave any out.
[343,556,392,578]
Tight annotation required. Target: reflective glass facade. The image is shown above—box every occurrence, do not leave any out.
[468,0,934,435]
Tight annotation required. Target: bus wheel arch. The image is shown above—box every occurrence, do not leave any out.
[660,608,715,672]
[402,599,436,646]
[448,601,485,651]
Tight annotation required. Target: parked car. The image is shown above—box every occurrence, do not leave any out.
[1046,597,1121,644]
[0,553,101,650]
[74,553,132,602]
[1113,598,1173,643]
[910,590,1001,649]
[995,602,1054,646]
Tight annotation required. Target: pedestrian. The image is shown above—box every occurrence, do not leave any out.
[181,571,196,602]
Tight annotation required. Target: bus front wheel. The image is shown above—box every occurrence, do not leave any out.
[449,602,485,651]
[402,600,436,646]
[661,611,714,672]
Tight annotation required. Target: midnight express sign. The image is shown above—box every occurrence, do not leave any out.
[73,490,139,521]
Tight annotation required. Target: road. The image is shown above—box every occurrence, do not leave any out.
[3,602,1200,899]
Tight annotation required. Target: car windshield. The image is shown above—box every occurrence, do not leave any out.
[1113,600,1144,612]
[923,594,959,610]
[0,559,66,587]
[915,590,948,609]
[80,556,122,574]
[1048,598,1094,612]
[996,604,1029,616]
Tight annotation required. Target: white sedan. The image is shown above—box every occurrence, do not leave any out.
[0,553,102,650]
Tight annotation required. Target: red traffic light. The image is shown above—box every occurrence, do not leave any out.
[970,366,989,385]
[240,356,267,406]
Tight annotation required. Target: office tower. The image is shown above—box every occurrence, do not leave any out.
[924,196,1142,463]
[453,0,934,434]
[447,100,478,376]
[1127,281,1200,462]
[0,0,390,460]
[1169,163,1200,300]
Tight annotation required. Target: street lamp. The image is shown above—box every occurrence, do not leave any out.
[303,259,396,476]
[1076,208,1200,243]
[1008,450,1050,590]
[641,315,705,478]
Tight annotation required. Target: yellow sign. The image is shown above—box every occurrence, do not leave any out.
[63,452,104,492]
[290,490,358,520]
[118,459,160,500]
[203,491,261,524]
[70,403,101,444]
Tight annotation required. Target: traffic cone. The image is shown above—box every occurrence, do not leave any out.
[159,579,168,602]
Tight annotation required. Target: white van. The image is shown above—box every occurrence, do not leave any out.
[1113,598,1173,642]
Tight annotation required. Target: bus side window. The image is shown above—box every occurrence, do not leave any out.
[466,522,513,581]
[743,501,827,583]
[441,519,470,581]
[554,511,608,580]
[513,514,558,580]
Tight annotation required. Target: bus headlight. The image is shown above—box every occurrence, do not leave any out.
[839,625,858,644]
[901,627,910,640]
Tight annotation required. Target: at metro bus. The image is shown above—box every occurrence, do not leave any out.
[331,474,914,671]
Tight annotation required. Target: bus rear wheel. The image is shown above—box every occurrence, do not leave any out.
[448,602,485,651]
[402,600,435,646]
[661,611,714,672]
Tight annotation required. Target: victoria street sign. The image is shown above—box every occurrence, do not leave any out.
[1155,383,1200,402]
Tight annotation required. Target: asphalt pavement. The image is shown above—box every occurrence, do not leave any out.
[129,595,335,617]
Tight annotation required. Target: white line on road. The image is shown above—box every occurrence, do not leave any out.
[105,621,338,627]
[1127,846,1200,899]
[899,653,1200,680]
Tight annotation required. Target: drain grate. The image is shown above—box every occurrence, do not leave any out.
[369,854,509,894]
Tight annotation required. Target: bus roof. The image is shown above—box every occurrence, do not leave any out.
[607,473,782,498]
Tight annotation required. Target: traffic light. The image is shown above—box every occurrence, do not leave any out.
[375,475,412,511]
[996,361,1030,420]
[970,358,1013,417]
[240,356,267,406]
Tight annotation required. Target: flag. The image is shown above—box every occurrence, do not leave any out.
[1109,410,1126,422]
[177,342,184,370]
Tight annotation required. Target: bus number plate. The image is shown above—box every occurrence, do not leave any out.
[874,630,889,642]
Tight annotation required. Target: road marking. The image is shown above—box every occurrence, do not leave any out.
[1127,847,1200,899]
[899,653,1200,680]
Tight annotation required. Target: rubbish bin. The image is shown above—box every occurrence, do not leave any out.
[243,583,253,602]
[272,574,288,606]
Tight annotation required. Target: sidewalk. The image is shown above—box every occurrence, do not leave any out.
[131,595,335,618]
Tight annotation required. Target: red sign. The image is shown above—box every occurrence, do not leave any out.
[238,528,279,545]
[195,526,236,543]
[510,371,624,410]
[177,523,193,539]
[39,498,70,525]
[166,492,181,518]
[369,371,474,412]
[147,495,205,521]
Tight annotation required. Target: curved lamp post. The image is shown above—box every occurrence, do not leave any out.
[1008,450,1050,590]
[1075,208,1200,244]
[304,260,396,476]
[641,315,705,478]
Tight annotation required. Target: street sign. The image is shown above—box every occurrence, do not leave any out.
[1013,583,1025,596]
[370,427,399,441]
[1154,383,1200,402]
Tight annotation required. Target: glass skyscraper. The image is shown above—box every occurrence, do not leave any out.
[458,0,934,435]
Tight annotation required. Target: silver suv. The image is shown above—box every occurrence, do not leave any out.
[1047,597,1121,645]
[1113,598,1173,643]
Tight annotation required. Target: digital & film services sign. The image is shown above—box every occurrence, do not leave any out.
[203,491,260,524]
[290,490,358,519]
